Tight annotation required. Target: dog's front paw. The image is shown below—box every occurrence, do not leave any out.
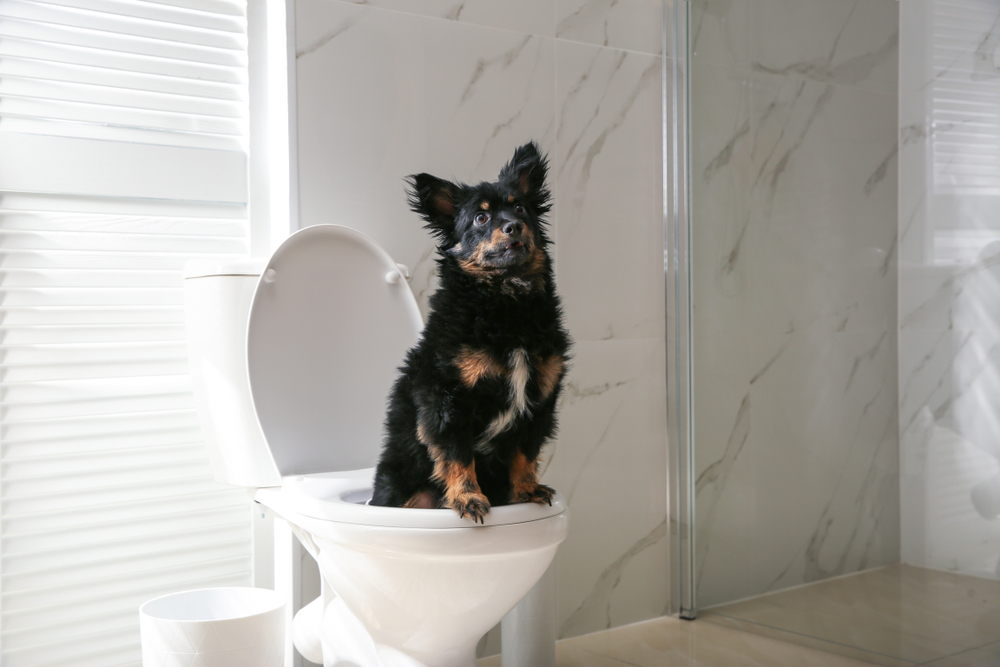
[512,483,555,506]
[450,492,491,524]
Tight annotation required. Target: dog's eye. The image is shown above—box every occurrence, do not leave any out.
[514,204,525,216]
[474,212,489,225]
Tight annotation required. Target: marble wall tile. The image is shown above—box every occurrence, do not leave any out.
[546,338,668,638]
[695,329,899,606]
[689,60,753,341]
[750,0,899,94]
[690,0,752,72]
[295,0,556,317]
[554,39,664,343]
[556,0,664,56]
[323,0,556,37]
[744,74,898,339]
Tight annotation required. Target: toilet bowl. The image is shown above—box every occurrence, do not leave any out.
[183,225,569,667]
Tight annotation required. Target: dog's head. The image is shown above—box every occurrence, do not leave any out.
[406,142,552,288]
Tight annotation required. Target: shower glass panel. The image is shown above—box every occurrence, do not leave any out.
[688,0,901,608]
[679,0,1000,663]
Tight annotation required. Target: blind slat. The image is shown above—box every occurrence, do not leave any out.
[3,475,234,516]
[32,0,247,33]
[0,133,247,202]
[0,34,244,84]
[2,490,246,535]
[0,17,246,66]
[0,0,247,50]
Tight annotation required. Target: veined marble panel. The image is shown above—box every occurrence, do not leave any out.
[690,0,752,72]
[750,0,899,94]
[695,328,899,606]
[691,0,899,608]
[744,73,898,339]
[317,0,555,37]
[295,0,556,317]
[556,0,664,56]
[546,338,668,639]
[554,40,664,343]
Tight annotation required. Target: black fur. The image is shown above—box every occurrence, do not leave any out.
[371,142,571,522]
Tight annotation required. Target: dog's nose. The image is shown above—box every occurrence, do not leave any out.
[502,220,523,236]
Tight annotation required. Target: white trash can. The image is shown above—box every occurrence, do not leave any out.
[140,587,285,667]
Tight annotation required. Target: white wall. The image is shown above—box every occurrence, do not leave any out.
[290,0,669,646]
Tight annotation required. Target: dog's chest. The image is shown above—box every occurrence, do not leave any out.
[475,348,531,449]
[452,346,563,452]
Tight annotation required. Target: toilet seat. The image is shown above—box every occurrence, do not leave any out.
[258,467,567,529]
[246,224,423,478]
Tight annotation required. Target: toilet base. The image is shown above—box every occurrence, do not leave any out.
[319,596,478,667]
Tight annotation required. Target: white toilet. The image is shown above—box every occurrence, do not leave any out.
[182,224,569,667]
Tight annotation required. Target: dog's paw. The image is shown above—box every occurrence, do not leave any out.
[451,492,491,524]
[512,483,555,506]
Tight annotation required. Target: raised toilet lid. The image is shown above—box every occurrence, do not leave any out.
[246,225,422,476]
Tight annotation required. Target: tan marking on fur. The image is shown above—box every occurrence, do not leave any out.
[509,450,539,502]
[416,420,433,446]
[526,247,546,274]
[403,490,437,509]
[457,237,494,277]
[458,229,512,277]
[536,354,565,400]
[518,227,544,277]
[480,201,490,210]
[428,444,489,517]
[454,347,506,387]
[433,189,454,216]
[458,224,542,285]
[458,257,492,277]
[507,194,515,203]
[518,171,531,194]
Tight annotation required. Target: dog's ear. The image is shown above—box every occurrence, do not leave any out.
[406,173,459,240]
[498,141,551,216]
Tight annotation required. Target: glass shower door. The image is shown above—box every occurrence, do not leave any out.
[672,0,1000,663]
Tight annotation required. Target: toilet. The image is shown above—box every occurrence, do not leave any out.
[182,224,569,667]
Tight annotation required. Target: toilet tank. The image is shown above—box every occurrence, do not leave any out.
[183,259,281,488]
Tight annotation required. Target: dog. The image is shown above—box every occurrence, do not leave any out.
[370,142,571,523]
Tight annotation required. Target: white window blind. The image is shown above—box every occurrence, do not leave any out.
[0,1,255,666]
[932,0,1000,195]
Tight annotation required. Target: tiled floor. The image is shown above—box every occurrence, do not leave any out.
[477,615,883,666]
[479,565,1000,667]
[706,565,1000,666]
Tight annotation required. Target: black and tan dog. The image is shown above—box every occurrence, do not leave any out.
[370,142,571,523]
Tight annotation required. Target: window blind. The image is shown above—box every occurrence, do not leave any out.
[0,1,255,666]
[932,0,1000,195]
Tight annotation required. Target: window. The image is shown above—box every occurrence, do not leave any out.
[931,0,1000,195]
[0,1,265,664]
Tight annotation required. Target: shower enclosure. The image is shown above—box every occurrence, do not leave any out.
[670,0,1000,663]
